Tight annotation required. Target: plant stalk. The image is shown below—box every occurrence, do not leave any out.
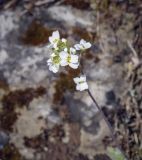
[87,89,128,159]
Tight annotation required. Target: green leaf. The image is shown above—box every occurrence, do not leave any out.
[107,147,126,160]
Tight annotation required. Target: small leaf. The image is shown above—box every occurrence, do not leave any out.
[107,147,126,160]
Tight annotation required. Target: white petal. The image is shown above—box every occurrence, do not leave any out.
[51,53,56,57]
[53,43,58,49]
[49,64,59,73]
[60,59,68,66]
[69,63,79,69]
[74,44,82,50]
[76,84,81,91]
[61,38,67,43]
[79,82,88,91]
[47,58,52,64]
[64,48,68,52]
[79,39,91,49]
[52,30,60,39]
[84,42,91,49]
[73,77,80,84]
[79,75,86,82]
[60,51,68,59]
[70,54,78,63]
[49,37,54,44]
[70,47,76,54]
[80,39,86,45]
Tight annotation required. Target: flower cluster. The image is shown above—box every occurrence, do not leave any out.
[47,31,91,91]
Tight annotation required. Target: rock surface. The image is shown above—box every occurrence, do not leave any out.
[0,1,140,160]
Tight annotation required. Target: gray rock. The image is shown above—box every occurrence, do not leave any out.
[0,131,9,149]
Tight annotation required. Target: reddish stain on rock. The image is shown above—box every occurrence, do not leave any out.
[53,67,80,104]
[0,86,46,131]
[62,0,90,10]
[22,20,53,46]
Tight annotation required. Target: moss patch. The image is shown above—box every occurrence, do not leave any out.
[2,86,46,108]
[94,154,111,160]
[93,0,110,12]
[0,86,46,131]
[0,144,22,160]
[53,67,81,104]
[72,27,96,42]
[0,80,9,91]
[21,20,53,46]
[62,0,90,10]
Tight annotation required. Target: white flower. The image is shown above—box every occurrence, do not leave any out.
[64,47,76,54]
[47,53,60,73]
[60,50,79,69]
[70,47,76,54]
[73,75,88,91]
[61,38,67,43]
[47,59,59,73]
[49,31,60,48]
[74,39,91,50]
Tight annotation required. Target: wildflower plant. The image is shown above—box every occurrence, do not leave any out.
[47,31,127,160]
[73,75,88,91]
[47,30,91,91]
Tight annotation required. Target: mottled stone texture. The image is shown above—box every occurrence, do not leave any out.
[0,2,136,159]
